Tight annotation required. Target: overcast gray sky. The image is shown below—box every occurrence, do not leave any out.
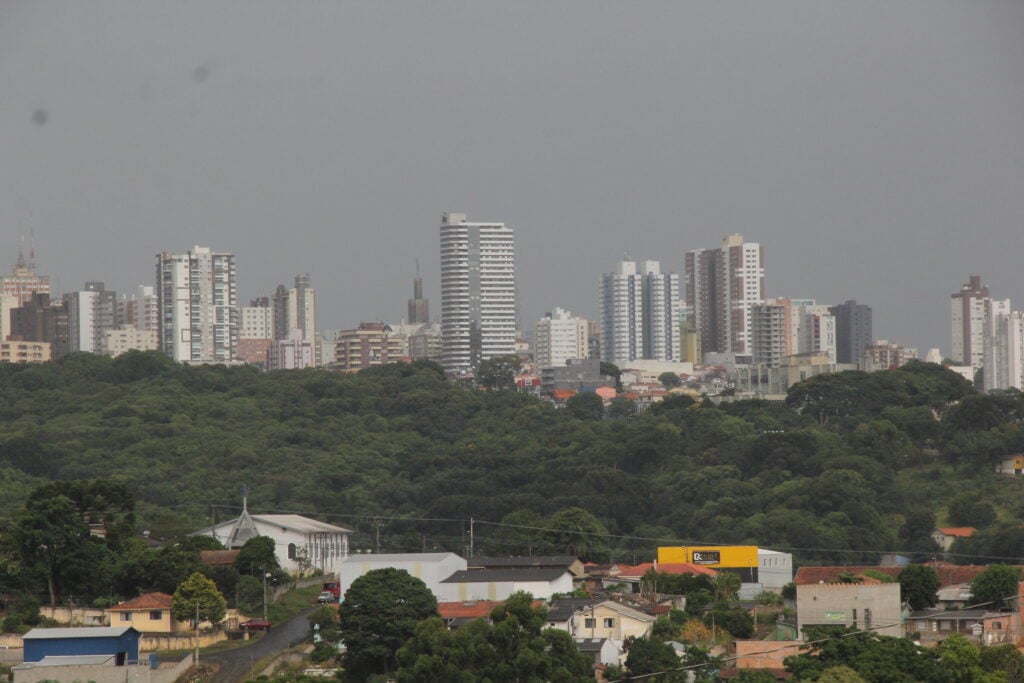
[3,1,1023,356]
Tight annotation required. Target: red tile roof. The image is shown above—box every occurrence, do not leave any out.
[660,562,719,577]
[108,592,173,611]
[936,527,977,538]
[614,562,718,578]
[437,600,544,620]
[551,389,577,400]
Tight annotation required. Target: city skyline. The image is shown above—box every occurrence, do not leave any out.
[3,2,1023,356]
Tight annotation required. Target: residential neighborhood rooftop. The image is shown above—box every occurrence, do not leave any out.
[440,568,570,583]
[23,627,138,639]
[795,562,1024,588]
[935,527,977,537]
[107,592,173,611]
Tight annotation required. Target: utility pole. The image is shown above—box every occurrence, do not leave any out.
[263,570,270,622]
[469,517,474,559]
[194,601,200,668]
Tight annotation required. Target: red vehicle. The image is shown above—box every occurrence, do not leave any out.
[240,619,272,632]
[322,580,341,600]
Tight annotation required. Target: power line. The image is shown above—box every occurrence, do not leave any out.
[197,504,1024,564]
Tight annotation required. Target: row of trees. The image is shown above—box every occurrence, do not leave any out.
[0,479,285,625]
[1,353,1023,608]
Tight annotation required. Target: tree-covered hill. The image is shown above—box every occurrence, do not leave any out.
[2,352,1024,569]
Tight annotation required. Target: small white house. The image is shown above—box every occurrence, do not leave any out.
[337,553,467,601]
[193,501,352,576]
[437,568,574,602]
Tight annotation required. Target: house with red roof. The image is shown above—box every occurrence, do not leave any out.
[105,593,188,634]
[437,599,545,630]
[931,527,976,552]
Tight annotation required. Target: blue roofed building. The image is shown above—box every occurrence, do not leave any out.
[22,626,140,665]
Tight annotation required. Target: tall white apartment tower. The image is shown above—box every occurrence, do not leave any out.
[601,259,680,365]
[440,212,517,373]
[288,274,318,365]
[600,260,644,364]
[797,304,837,363]
[156,246,238,364]
[288,274,316,343]
[685,234,765,356]
[641,261,680,362]
[534,307,588,369]
[982,299,1023,391]
[951,275,990,371]
[65,290,100,353]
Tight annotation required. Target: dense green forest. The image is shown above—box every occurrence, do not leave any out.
[2,351,1024,606]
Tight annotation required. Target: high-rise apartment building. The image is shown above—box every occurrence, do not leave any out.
[408,261,429,324]
[642,261,680,362]
[64,282,117,353]
[101,327,158,357]
[2,247,49,306]
[534,307,588,369]
[951,275,991,370]
[65,290,100,353]
[135,285,159,332]
[0,293,17,342]
[289,274,316,343]
[750,298,794,367]
[332,322,406,373]
[795,303,837,363]
[601,260,643,364]
[440,212,516,373]
[408,322,442,362]
[862,339,917,371]
[685,234,764,356]
[678,307,701,363]
[268,329,314,370]
[240,300,274,341]
[9,293,69,359]
[829,300,873,364]
[600,259,680,365]
[982,300,1023,391]
[268,276,317,362]
[156,246,238,364]
[272,284,290,341]
[118,285,159,332]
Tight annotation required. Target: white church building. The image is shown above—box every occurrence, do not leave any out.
[194,498,352,576]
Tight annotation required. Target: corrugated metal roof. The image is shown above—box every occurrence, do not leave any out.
[340,552,461,563]
[23,627,137,639]
[471,556,578,569]
[251,514,353,534]
[441,568,569,583]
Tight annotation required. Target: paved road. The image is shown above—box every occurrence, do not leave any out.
[205,608,315,683]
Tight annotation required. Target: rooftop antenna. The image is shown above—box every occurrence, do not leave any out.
[15,231,26,270]
[29,227,36,270]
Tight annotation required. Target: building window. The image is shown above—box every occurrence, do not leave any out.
[120,612,132,621]
[150,611,162,620]
[288,543,296,560]
[584,618,596,629]
[603,618,615,628]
